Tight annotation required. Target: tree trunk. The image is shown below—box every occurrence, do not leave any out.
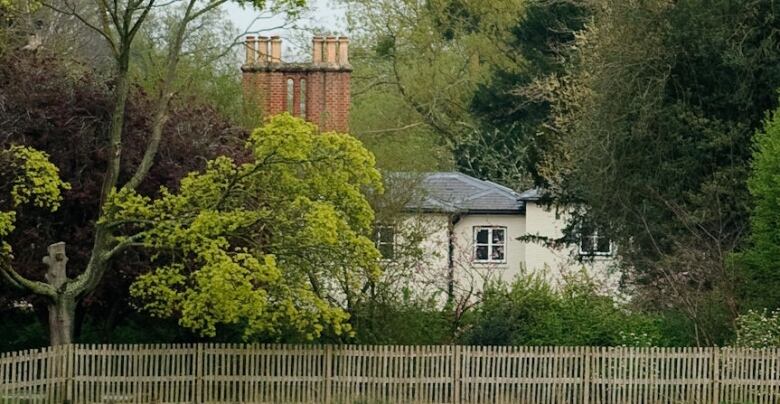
[48,294,76,345]
[43,242,75,345]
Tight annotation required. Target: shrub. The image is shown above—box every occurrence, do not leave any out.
[734,309,780,348]
[349,288,452,345]
[461,272,663,346]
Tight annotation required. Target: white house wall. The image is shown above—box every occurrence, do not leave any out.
[390,204,620,298]
[416,213,450,273]
[378,213,451,299]
[524,202,620,291]
[450,214,526,292]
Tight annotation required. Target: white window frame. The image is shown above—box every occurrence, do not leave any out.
[579,230,612,257]
[473,226,507,263]
[374,224,396,261]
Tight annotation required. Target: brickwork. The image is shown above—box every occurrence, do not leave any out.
[241,36,351,133]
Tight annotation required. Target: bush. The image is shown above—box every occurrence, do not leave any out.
[734,309,780,348]
[348,288,452,345]
[0,308,47,352]
[461,272,664,346]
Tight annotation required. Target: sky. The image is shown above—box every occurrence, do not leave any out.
[224,0,348,60]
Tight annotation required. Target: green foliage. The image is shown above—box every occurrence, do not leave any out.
[349,289,451,345]
[468,0,590,187]
[734,309,780,348]
[0,145,70,254]
[0,309,47,353]
[107,114,383,341]
[539,0,780,342]
[130,7,258,127]
[461,273,663,346]
[347,39,453,172]
[341,0,525,173]
[737,105,780,309]
[3,146,70,210]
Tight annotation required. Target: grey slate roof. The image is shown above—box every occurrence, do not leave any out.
[402,172,524,213]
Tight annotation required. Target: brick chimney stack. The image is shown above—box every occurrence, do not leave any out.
[242,35,352,133]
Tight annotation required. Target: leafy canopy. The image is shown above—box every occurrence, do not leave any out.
[737,103,780,310]
[0,146,70,256]
[105,114,383,340]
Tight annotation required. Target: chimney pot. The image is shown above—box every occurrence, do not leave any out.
[257,36,270,64]
[338,37,349,66]
[270,36,282,64]
[312,36,324,64]
[245,36,256,65]
[325,36,337,65]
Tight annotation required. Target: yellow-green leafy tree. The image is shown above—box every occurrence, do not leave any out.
[1,0,304,345]
[0,146,71,340]
[105,114,383,340]
[1,114,382,343]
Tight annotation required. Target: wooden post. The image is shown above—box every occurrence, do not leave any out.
[452,345,461,404]
[195,344,203,403]
[582,346,591,404]
[711,347,720,404]
[324,345,333,403]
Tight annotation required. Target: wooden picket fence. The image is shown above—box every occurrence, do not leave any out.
[1,344,780,403]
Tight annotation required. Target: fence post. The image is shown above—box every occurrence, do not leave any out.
[195,344,203,403]
[452,345,461,404]
[712,347,720,404]
[65,344,74,404]
[582,346,591,404]
[324,345,333,403]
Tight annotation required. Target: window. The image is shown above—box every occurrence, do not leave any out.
[474,227,506,263]
[286,78,294,113]
[579,230,612,256]
[299,79,307,119]
[374,224,396,260]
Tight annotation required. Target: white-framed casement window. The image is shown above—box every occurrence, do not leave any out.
[474,226,506,263]
[579,230,612,257]
[374,224,396,260]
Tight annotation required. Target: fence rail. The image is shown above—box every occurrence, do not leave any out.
[2,344,780,403]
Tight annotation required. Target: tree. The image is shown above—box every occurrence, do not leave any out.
[737,104,780,310]
[346,37,453,172]
[0,0,303,344]
[468,0,590,187]
[111,114,382,340]
[339,0,525,174]
[0,47,250,342]
[0,146,71,341]
[540,0,780,344]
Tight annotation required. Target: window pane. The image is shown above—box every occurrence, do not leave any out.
[596,236,611,253]
[493,229,505,244]
[492,245,505,261]
[379,226,394,243]
[476,229,489,244]
[379,244,395,259]
[475,245,489,261]
[581,236,594,254]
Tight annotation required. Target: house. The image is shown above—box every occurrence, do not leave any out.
[241,36,618,295]
[374,172,619,296]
